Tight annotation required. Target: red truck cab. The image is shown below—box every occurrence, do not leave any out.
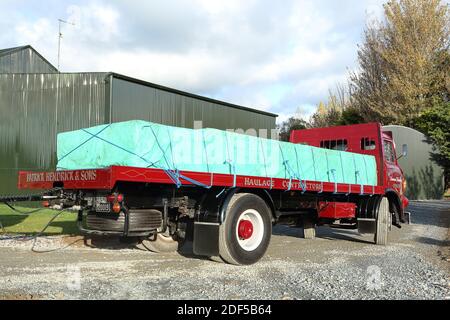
[290,122,409,225]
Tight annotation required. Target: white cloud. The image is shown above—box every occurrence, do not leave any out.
[2,0,386,120]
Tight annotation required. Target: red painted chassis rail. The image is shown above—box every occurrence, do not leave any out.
[18,166,384,195]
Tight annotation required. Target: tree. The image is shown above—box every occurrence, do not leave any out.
[309,101,342,128]
[413,100,450,189]
[338,107,366,125]
[350,0,450,126]
[277,117,308,141]
[309,83,365,127]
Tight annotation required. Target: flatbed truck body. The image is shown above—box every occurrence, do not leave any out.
[13,122,409,265]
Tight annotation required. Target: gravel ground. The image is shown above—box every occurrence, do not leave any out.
[0,200,448,300]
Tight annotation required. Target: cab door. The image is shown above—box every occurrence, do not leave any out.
[382,139,403,194]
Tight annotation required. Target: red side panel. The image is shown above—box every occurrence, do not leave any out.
[18,169,112,190]
[18,166,385,195]
[318,201,356,219]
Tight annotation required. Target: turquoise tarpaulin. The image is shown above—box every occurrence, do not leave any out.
[56,120,378,186]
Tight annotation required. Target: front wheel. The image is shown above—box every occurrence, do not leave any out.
[218,193,272,265]
[374,197,389,245]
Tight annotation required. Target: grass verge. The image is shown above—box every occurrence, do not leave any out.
[0,203,79,235]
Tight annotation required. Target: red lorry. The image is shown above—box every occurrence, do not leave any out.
[14,122,409,265]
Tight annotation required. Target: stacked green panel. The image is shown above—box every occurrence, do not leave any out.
[57,120,378,186]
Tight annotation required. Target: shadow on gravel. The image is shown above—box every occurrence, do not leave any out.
[78,235,215,262]
[414,236,450,247]
[316,228,374,244]
[272,224,373,244]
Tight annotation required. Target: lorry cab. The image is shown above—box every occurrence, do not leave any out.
[289,122,409,224]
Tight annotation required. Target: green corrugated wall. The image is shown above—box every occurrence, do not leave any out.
[0,73,276,195]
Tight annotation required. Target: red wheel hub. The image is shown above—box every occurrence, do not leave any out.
[238,220,253,240]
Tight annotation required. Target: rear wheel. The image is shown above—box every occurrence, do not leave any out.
[374,197,389,245]
[219,193,272,265]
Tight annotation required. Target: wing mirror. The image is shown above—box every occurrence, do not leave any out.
[397,144,408,160]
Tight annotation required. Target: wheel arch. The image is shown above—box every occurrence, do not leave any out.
[385,189,403,215]
[221,188,276,223]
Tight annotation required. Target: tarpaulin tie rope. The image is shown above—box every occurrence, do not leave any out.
[58,124,111,162]
[279,146,306,192]
[294,147,306,192]
[58,125,159,169]
[282,160,307,193]
[146,125,173,170]
[146,124,212,189]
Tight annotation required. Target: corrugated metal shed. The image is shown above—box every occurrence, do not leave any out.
[0,45,58,73]
[109,73,276,130]
[383,125,445,200]
[0,54,277,195]
[0,73,107,195]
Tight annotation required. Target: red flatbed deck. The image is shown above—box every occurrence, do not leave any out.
[18,166,384,195]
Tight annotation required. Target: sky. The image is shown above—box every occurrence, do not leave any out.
[0,0,386,123]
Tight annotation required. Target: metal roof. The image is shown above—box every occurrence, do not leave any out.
[110,72,278,118]
[0,45,58,72]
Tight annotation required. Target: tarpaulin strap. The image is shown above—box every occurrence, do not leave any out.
[178,171,212,189]
[164,169,182,188]
[318,181,324,193]
[329,169,337,194]
[346,183,351,195]
[201,130,210,173]
[163,169,212,189]
[224,159,237,188]
[294,147,306,191]
[58,124,111,162]
[310,148,318,181]
[362,156,369,183]
[355,170,364,194]
[259,139,268,178]
[259,139,273,189]
[223,131,237,188]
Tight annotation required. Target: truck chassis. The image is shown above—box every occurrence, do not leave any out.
[15,165,406,265]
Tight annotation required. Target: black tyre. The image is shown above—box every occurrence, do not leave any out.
[219,193,272,265]
[374,197,389,245]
